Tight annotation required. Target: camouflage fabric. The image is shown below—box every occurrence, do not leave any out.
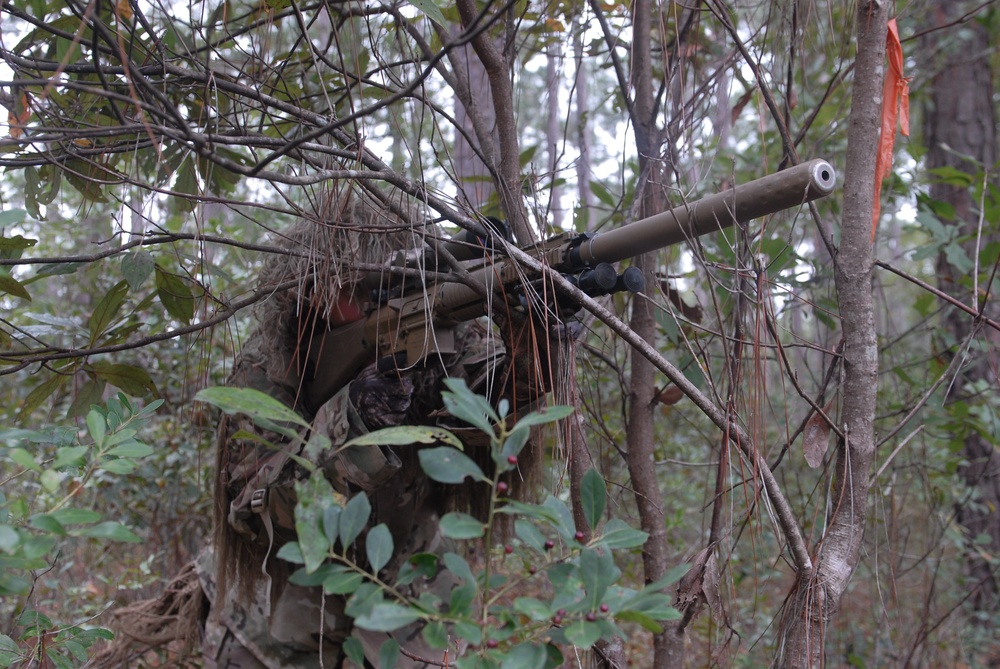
[205,321,506,669]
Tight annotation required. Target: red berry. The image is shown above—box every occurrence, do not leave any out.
[529,566,537,574]
[552,614,563,625]
[504,545,514,554]
[486,638,499,649]
[557,608,567,617]
[544,540,555,551]
[507,455,518,465]
[600,603,609,613]
[586,612,597,622]
[497,481,509,493]
[574,531,585,542]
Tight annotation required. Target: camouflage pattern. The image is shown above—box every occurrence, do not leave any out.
[204,320,506,669]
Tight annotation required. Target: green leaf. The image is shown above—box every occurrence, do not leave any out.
[453,620,481,645]
[195,386,311,431]
[0,633,20,664]
[405,0,446,26]
[88,361,158,397]
[580,548,618,610]
[86,409,107,447]
[339,492,372,548]
[49,508,101,525]
[442,552,477,588]
[365,523,393,573]
[614,609,663,633]
[0,525,21,553]
[322,505,341,545]
[501,643,548,669]
[580,469,606,531]
[322,570,365,595]
[514,519,547,554]
[422,621,449,650]
[510,405,575,431]
[106,441,154,458]
[563,620,602,649]
[9,448,39,472]
[418,446,487,484]
[121,249,154,289]
[73,521,141,542]
[295,472,337,573]
[345,582,384,618]
[342,425,463,450]
[276,541,305,564]
[353,603,422,632]
[155,265,195,324]
[0,273,31,301]
[52,446,88,470]
[40,469,61,492]
[343,636,366,666]
[513,597,551,622]
[378,638,401,669]
[439,512,484,539]
[598,518,648,549]
[87,280,129,343]
[441,378,498,434]
[18,375,66,422]
[28,514,67,536]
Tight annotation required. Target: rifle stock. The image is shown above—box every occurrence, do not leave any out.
[304,159,837,407]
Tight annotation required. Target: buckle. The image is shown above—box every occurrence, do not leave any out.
[250,488,268,514]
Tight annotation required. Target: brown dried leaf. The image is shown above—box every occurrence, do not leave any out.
[654,385,685,406]
[803,404,834,468]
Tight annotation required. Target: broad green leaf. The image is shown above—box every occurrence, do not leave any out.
[597,519,648,549]
[365,523,393,573]
[49,508,101,525]
[562,620,602,649]
[343,637,366,667]
[396,553,438,586]
[0,525,20,553]
[28,514,66,536]
[453,620,481,645]
[88,361,158,397]
[322,505,341,545]
[353,602,422,632]
[9,448,39,472]
[195,386,311,431]
[514,519,547,554]
[345,582,384,618]
[295,472,336,572]
[500,643,548,669]
[405,0,446,26]
[579,548,618,610]
[422,621,449,650]
[155,265,195,324]
[339,492,372,548]
[87,280,129,343]
[439,512,484,539]
[73,521,141,542]
[542,496,576,539]
[323,570,365,595]
[121,249,154,289]
[513,597,551,622]
[0,633,19,664]
[18,375,66,423]
[418,446,486,484]
[442,552,477,588]
[289,562,345,587]
[86,409,107,448]
[441,378,498,434]
[378,638,400,669]
[0,273,30,301]
[276,541,305,564]
[40,469,61,493]
[580,469,606,531]
[509,405,574,431]
[342,425,463,450]
[106,441,153,458]
[614,609,663,633]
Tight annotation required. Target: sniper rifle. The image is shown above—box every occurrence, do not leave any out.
[303,159,837,405]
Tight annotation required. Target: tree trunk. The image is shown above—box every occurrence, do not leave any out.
[923,0,1000,614]
[624,0,678,665]
[777,2,887,666]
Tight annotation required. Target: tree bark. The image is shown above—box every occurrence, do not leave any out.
[923,0,1000,615]
[777,2,887,667]
[623,0,680,665]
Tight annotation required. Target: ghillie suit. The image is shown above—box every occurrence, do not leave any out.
[201,189,562,668]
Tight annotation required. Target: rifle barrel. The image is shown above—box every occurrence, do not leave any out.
[573,159,836,267]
